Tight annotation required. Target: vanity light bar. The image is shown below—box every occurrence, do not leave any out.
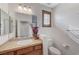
[18,4,32,12]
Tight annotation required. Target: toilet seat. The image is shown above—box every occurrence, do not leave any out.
[49,47,61,55]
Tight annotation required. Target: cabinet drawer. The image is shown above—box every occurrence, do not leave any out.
[35,44,42,50]
[16,46,33,55]
[0,51,14,55]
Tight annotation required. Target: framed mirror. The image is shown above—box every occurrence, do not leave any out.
[42,10,51,27]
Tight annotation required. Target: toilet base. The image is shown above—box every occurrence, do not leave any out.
[48,47,61,55]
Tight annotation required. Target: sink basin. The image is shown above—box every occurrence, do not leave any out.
[17,39,33,45]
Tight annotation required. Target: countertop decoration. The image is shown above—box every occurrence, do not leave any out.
[32,27,39,39]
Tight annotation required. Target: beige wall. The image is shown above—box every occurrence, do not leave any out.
[53,3,79,54]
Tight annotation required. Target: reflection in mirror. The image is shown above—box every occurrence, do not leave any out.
[1,9,9,35]
[32,15,39,39]
[0,9,14,36]
[3,15,9,34]
[9,16,13,33]
[15,13,38,37]
[32,15,37,27]
[15,13,32,37]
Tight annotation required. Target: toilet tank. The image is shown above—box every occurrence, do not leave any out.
[39,34,54,55]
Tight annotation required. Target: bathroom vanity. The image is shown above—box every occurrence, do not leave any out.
[0,38,43,55]
[0,8,43,55]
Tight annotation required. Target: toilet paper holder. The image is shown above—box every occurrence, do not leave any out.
[62,44,70,48]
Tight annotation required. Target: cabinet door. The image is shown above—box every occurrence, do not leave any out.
[34,50,42,55]
[0,51,14,55]
[16,46,33,55]
[35,44,42,50]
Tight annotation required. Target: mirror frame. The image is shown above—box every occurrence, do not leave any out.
[42,10,51,27]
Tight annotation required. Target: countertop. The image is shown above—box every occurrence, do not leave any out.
[0,37,42,54]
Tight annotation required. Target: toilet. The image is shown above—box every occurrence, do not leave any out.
[48,39,61,55]
[48,47,61,55]
[39,34,61,55]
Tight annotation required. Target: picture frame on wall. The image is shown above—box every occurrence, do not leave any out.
[32,15,37,27]
[42,10,51,27]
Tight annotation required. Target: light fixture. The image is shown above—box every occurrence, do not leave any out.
[18,4,22,10]
[27,7,32,14]
[28,7,32,12]
[18,4,32,15]
[23,6,27,11]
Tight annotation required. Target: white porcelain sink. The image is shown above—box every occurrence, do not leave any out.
[17,39,33,45]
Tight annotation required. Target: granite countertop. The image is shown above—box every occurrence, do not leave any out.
[0,37,42,54]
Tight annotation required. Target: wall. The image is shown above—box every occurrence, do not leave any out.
[53,3,79,54]
[54,3,79,28]
[30,4,54,37]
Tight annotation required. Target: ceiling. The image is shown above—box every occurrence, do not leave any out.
[8,3,59,14]
[40,3,59,8]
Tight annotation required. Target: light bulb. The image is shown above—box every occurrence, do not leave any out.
[24,6,27,11]
[28,7,32,12]
[18,4,22,10]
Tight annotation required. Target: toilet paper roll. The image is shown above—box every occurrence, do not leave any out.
[62,44,70,48]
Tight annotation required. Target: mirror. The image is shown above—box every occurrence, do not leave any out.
[0,9,13,36]
[15,12,37,37]
[3,13,9,34]
[1,9,9,35]
[9,16,13,33]
[42,10,51,27]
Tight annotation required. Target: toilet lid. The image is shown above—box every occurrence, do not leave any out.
[49,47,61,55]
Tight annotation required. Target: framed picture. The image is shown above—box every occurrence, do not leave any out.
[32,15,37,27]
[42,10,51,27]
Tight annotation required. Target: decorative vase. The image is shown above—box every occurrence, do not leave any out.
[32,27,39,39]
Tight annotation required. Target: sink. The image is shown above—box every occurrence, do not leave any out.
[17,39,33,45]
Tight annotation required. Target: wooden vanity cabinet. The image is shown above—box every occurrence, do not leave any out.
[0,44,43,55]
[16,44,43,55]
